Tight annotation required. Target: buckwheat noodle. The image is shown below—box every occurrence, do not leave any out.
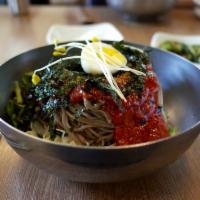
[27,83,164,146]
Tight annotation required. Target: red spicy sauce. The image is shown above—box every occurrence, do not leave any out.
[69,67,169,145]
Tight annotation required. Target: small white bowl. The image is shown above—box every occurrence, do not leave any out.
[46,23,124,44]
[150,32,200,69]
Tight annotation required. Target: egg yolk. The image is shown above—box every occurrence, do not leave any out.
[101,47,127,65]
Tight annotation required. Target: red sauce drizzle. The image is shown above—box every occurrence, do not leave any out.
[69,67,169,145]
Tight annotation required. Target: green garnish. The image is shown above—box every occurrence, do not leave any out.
[169,127,177,136]
[15,81,23,104]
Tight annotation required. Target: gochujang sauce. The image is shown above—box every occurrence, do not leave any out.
[70,66,169,145]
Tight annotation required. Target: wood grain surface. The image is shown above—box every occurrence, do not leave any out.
[0,6,200,200]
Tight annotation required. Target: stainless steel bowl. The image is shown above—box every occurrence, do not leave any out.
[107,0,176,21]
[0,42,200,183]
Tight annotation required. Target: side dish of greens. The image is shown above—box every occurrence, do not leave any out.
[159,40,200,64]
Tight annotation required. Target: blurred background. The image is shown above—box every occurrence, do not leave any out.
[0,0,197,22]
[0,0,193,7]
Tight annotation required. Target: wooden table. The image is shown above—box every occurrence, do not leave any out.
[0,6,200,200]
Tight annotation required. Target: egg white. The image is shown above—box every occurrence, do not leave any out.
[81,42,127,75]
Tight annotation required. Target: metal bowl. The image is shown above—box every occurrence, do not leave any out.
[107,0,176,21]
[0,42,200,183]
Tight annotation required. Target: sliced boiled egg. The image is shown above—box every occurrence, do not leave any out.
[81,42,127,75]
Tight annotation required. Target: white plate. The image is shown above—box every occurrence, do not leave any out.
[150,32,200,69]
[46,23,123,44]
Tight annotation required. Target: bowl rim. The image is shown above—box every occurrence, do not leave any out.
[1,117,200,151]
[1,41,200,151]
